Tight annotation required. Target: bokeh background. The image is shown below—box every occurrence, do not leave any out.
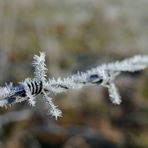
[0,0,148,148]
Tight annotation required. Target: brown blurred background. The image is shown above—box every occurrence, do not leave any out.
[0,0,148,148]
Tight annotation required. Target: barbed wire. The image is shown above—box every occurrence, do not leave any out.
[0,52,148,120]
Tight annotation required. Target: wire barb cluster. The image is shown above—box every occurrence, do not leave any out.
[0,52,148,119]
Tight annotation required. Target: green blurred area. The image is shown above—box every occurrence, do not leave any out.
[0,0,148,148]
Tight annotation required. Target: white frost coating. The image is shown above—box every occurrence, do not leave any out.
[105,55,148,72]
[0,52,148,119]
[43,91,62,120]
[107,83,121,105]
[0,87,11,100]
[0,84,15,107]
[32,52,48,83]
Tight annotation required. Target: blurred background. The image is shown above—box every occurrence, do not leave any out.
[0,0,148,147]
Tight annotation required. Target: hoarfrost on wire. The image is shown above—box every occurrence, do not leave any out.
[0,52,148,120]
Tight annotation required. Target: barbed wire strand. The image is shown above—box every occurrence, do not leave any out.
[0,52,148,119]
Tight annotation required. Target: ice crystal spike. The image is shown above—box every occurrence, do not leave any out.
[0,52,148,119]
